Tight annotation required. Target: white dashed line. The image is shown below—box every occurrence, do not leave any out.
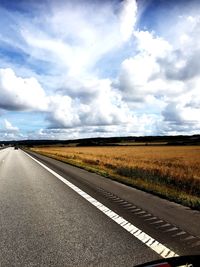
[24,151,179,259]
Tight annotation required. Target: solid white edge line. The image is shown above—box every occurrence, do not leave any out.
[24,151,179,259]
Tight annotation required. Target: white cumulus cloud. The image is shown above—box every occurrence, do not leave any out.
[0,0,200,139]
[0,68,48,111]
[3,119,19,132]
[119,0,137,41]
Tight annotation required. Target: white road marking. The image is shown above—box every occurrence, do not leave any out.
[24,151,179,258]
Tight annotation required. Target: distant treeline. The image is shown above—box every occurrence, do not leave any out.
[0,134,200,147]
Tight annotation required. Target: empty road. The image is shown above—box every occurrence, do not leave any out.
[0,147,199,266]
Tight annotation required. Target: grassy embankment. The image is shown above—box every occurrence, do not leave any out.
[30,146,200,210]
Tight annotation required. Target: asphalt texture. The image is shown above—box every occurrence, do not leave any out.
[0,148,160,266]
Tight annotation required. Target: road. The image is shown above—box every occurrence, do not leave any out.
[0,148,199,266]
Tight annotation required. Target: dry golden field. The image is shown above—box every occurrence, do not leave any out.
[31,146,200,209]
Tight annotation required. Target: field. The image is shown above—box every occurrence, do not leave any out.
[31,146,200,209]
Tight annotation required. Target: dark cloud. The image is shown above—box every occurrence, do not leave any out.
[162,103,184,125]
[162,102,198,127]
[158,50,200,81]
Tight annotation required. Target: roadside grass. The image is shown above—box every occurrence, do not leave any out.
[30,146,200,210]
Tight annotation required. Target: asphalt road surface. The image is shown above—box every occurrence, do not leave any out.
[0,148,199,266]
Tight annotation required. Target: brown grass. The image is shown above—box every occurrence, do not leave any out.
[30,146,200,209]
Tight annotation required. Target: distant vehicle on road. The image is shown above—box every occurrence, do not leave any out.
[14,146,18,150]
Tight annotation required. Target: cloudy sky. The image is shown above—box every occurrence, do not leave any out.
[0,0,200,140]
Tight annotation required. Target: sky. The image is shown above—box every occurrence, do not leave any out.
[0,0,200,140]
